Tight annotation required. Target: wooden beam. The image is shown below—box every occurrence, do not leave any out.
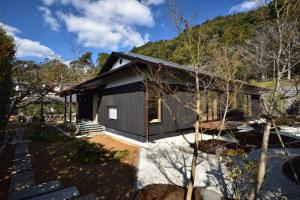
[64,96,67,122]
[69,95,72,122]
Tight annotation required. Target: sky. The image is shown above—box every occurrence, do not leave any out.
[0,0,265,63]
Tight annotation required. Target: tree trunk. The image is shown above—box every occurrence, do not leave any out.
[217,86,230,139]
[186,76,201,200]
[248,120,272,200]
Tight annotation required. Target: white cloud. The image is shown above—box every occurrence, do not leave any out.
[0,22,57,58]
[142,0,164,6]
[41,0,55,6]
[38,6,61,31]
[229,0,268,14]
[42,0,162,50]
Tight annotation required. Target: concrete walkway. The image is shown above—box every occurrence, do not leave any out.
[8,129,98,200]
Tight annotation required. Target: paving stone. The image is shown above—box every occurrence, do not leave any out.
[13,152,31,162]
[10,140,31,145]
[10,170,35,191]
[73,193,99,200]
[12,159,32,174]
[8,180,63,200]
[16,142,29,149]
[27,186,80,200]
[14,146,29,155]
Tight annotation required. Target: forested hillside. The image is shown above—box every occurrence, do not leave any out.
[132,10,263,65]
[131,2,299,81]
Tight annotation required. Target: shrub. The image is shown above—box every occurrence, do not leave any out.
[31,131,67,143]
[286,100,300,116]
[223,149,257,200]
[67,140,128,164]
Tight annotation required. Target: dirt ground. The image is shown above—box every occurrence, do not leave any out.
[88,134,139,166]
[0,143,15,200]
[29,127,139,200]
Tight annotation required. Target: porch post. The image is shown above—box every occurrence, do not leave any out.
[64,96,67,122]
[69,95,72,123]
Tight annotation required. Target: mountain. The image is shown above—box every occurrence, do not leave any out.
[131,10,264,65]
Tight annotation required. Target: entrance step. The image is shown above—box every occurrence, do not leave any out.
[8,180,63,200]
[27,186,80,200]
[78,121,105,134]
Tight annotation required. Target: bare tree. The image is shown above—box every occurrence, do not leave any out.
[208,40,247,138]
[247,0,300,199]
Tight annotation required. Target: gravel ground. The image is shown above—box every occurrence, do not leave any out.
[136,133,232,197]
[136,125,300,199]
[249,148,300,200]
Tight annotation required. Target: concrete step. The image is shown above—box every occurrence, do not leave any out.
[8,180,63,200]
[10,170,35,192]
[79,125,104,129]
[79,127,105,131]
[73,193,99,200]
[79,126,104,129]
[27,186,80,200]
[80,128,105,132]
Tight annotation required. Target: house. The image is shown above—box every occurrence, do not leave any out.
[58,52,267,142]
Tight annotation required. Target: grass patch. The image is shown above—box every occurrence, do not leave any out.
[67,140,128,164]
[248,79,292,88]
[31,131,68,143]
[274,117,300,126]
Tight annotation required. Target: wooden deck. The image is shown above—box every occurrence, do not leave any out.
[199,120,245,131]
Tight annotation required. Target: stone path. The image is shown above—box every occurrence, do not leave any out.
[8,129,99,200]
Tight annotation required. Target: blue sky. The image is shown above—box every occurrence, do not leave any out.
[0,0,264,63]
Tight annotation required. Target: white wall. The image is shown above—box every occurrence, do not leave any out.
[105,69,144,89]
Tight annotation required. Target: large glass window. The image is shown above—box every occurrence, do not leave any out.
[148,92,162,123]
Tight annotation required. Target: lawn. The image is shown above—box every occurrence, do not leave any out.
[26,125,139,200]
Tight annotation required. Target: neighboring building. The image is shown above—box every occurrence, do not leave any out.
[58,52,267,142]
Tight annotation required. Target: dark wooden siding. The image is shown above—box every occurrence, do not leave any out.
[149,92,196,138]
[98,82,146,141]
[251,95,261,118]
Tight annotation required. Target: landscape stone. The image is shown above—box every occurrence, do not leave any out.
[200,188,223,200]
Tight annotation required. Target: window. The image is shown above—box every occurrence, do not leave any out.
[108,107,117,120]
[148,92,162,123]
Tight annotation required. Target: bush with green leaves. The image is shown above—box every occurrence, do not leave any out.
[67,140,128,164]
[31,131,68,143]
[223,149,257,200]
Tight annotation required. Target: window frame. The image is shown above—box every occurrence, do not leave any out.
[148,93,162,124]
[107,106,118,120]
